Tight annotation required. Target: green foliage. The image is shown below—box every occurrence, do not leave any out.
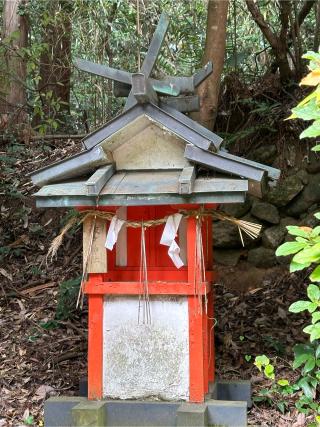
[254,355,275,379]
[252,356,298,414]
[276,219,320,280]
[288,51,320,151]
[253,53,320,423]
[55,277,81,320]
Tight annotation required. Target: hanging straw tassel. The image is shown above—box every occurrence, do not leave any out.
[138,222,151,324]
[76,215,97,309]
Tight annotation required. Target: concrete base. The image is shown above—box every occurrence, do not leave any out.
[45,380,250,427]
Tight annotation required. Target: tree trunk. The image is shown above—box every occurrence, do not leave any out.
[314,1,320,52]
[2,0,28,122]
[196,0,229,130]
[38,0,72,113]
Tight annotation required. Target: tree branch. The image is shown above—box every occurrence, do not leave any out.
[297,0,316,26]
[279,0,291,42]
[245,0,279,49]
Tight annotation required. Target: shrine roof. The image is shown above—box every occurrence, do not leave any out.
[29,12,280,208]
[30,101,280,207]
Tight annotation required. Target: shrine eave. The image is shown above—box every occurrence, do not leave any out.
[34,171,248,208]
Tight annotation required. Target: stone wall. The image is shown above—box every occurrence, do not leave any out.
[213,160,320,271]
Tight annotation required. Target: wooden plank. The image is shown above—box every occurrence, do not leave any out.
[124,12,170,110]
[30,146,112,187]
[157,62,213,94]
[160,104,222,150]
[83,216,107,273]
[194,177,248,193]
[217,149,280,181]
[84,280,210,295]
[193,61,213,87]
[35,174,248,197]
[116,207,127,267]
[102,171,180,195]
[35,192,246,208]
[185,144,266,183]
[75,58,132,85]
[179,166,196,194]
[160,95,200,113]
[131,73,158,105]
[86,164,115,196]
[78,62,180,97]
[178,216,187,265]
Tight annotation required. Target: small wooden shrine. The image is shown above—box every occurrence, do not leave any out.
[31,12,279,427]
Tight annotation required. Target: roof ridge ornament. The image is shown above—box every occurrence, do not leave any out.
[74,12,213,113]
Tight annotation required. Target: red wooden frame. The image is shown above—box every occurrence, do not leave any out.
[84,204,215,402]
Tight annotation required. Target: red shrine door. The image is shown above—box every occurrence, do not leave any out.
[84,204,215,402]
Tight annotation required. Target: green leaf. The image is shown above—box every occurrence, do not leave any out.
[277,401,286,414]
[275,241,307,257]
[311,266,320,282]
[24,415,34,426]
[291,99,320,121]
[254,355,270,371]
[303,356,316,373]
[315,213,320,220]
[312,144,320,151]
[287,226,311,238]
[298,378,315,399]
[293,353,311,369]
[311,324,320,342]
[311,226,320,237]
[293,243,320,264]
[316,345,320,359]
[264,364,275,379]
[308,284,320,302]
[289,300,314,313]
[245,355,252,362]
[303,325,314,334]
[312,312,320,324]
[290,261,311,273]
[277,379,289,386]
[300,120,320,139]
[302,51,320,62]
[308,303,318,313]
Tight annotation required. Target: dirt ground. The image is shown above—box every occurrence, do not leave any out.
[0,137,315,426]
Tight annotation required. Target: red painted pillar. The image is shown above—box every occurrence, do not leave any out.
[187,216,205,402]
[87,274,104,400]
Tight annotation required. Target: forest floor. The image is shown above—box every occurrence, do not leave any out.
[0,136,314,427]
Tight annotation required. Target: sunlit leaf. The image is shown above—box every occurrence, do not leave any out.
[307,284,320,302]
[289,300,314,313]
[310,266,320,282]
[275,241,307,257]
[300,70,320,86]
[300,120,320,139]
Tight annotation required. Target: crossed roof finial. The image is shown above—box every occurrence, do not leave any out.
[74,12,213,113]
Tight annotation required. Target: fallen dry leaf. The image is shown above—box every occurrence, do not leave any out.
[33,385,54,401]
[0,268,13,281]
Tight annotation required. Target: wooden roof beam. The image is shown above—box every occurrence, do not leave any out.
[30,146,112,187]
[179,165,196,194]
[184,144,266,197]
[86,164,115,196]
[131,73,158,105]
[124,12,170,111]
